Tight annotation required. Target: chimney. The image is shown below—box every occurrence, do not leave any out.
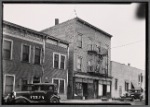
[128,63,130,66]
[55,18,59,25]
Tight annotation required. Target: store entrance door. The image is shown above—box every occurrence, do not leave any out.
[82,83,88,99]
[94,80,98,98]
[103,84,107,96]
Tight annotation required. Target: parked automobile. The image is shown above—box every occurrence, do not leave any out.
[120,89,143,101]
[4,83,60,104]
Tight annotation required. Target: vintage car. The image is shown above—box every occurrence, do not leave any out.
[4,83,60,104]
[120,89,143,101]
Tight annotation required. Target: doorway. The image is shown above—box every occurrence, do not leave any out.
[102,84,107,96]
[82,83,88,98]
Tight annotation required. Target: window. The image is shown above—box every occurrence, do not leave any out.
[53,53,66,69]
[4,75,15,95]
[125,82,129,91]
[77,34,82,48]
[77,57,82,70]
[115,79,118,90]
[60,55,65,69]
[3,39,13,60]
[22,45,30,62]
[34,47,41,64]
[21,79,28,91]
[53,78,65,94]
[54,54,59,69]
[33,77,40,83]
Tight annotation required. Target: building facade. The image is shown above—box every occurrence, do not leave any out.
[42,17,112,99]
[2,21,69,100]
[111,61,145,99]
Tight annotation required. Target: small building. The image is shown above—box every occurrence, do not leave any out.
[42,17,112,99]
[2,21,69,100]
[111,61,145,99]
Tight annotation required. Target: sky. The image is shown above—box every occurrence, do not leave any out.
[3,3,145,70]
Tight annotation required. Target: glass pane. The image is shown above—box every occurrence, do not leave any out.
[53,79,59,92]
[3,50,10,59]
[54,54,59,68]
[35,48,41,56]
[3,40,11,50]
[55,54,59,61]
[60,55,65,69]
[23,45,29,54]
[59,80,64,94]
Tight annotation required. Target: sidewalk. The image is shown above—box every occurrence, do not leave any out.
[60,99,116,103]
[60,99,145,105]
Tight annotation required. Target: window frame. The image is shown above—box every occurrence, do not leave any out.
[4,74,15,95]
[77,56,82,70]
[3,38,13,60]
[32,76,41,84]
[77,33,83,48]
[34,46,42,65]
[115,78,118,90]
[21,44,31,63]
[52,78,65,94]
[53,52,66,70]
[53,53,60,69]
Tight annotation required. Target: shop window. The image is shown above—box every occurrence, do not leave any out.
[34,47,41,64]
[75,83,82,96]
[53,78,65,94]
[3,39,13,60]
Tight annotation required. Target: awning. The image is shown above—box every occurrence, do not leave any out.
[131,81,141,90]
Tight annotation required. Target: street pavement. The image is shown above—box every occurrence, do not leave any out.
[60,99,145,105]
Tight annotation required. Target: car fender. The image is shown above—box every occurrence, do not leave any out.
[50,95,60,101]
[15,96,31,103]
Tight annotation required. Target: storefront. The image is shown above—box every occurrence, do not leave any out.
[74,77,111,99]
[98,80,111,98]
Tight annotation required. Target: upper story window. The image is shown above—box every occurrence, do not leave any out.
[60,55,65,69]
[54,53,59,69]
[77,33,82,48]
[34,47,41,64]
[53,53,66,70]
[22,44,30,62]
[77,57,82,70]
[3,39,13,60]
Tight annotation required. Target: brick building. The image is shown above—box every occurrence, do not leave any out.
[42,17,112,99]
[111,61,145,99]
[2,21,69,100]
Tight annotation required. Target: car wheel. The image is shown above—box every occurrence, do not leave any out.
[15,99,28,104]
[50,97,59,103]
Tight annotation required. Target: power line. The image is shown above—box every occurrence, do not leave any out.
[111,40,144,49]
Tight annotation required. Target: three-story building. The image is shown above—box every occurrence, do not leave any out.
[42,17,112,99]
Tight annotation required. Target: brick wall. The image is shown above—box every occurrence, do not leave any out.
[42,42,68,100]
[3,33,43,92]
